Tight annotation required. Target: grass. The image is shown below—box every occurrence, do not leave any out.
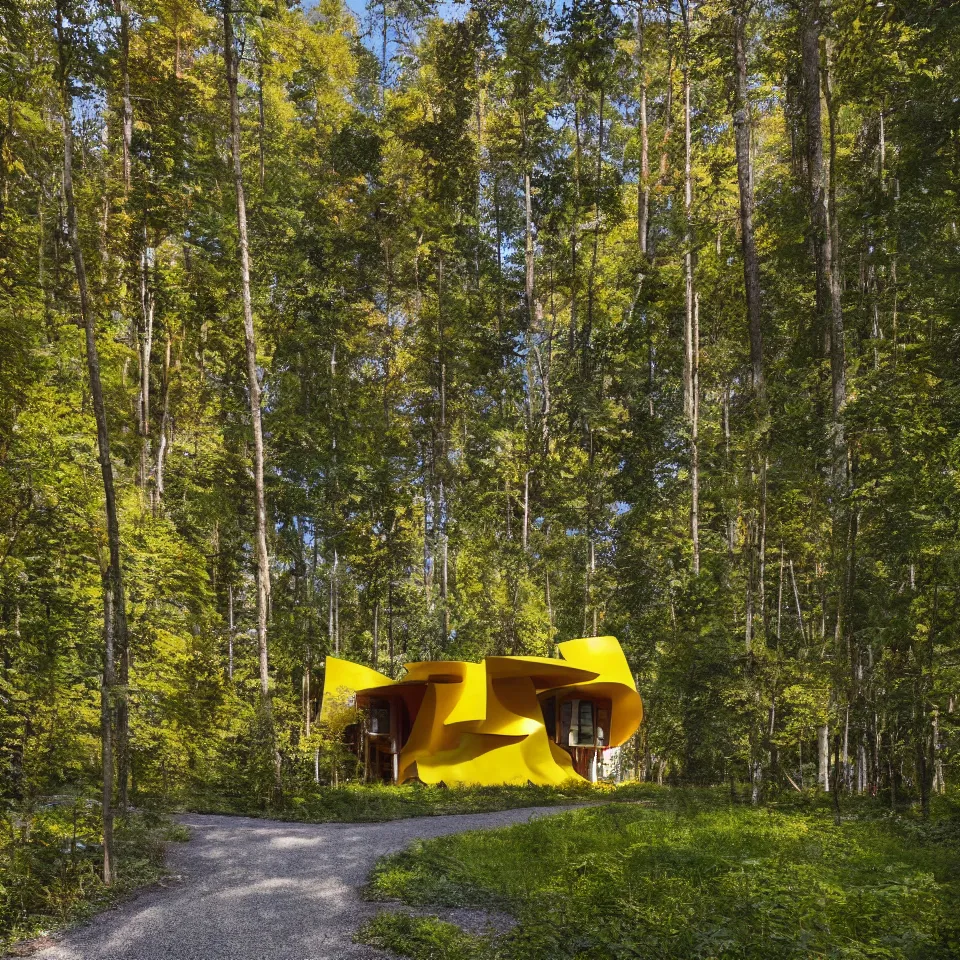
[358,789,960,960]
[362,913,490,959]
[188,779,654,823]
[0,805,189,954]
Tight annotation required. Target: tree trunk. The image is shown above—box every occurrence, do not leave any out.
[524,167,535,326]
[223,0,281,801]
[227,583,235,681]
[636,6,650,259]
[257,58,266,190]
[117,1,137,814]
[57,1,130,882]
[802,0,846,452]
[733,3,764,398]
[818,722,830,790]
[522,470,529,553]
[388,578,395,678]
[116,0,133,194]
[154,332,173,511]
[582,87,605,378]
[822,40,846,428]
[682,33,699,576]
[138,241,154,494]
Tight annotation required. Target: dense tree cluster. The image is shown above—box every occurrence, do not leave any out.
[1,0,958,831]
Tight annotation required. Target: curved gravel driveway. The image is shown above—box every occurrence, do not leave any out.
[26,805,577,960]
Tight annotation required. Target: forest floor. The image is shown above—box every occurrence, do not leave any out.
[187,779,639,822]
[5,788,959,959]
[360,792,960,960]
[0,811,188,956]
[8,806,580,960]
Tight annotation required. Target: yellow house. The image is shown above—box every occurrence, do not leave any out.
[319,635,643,786]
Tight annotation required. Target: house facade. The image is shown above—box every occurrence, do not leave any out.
[319,635,643,786]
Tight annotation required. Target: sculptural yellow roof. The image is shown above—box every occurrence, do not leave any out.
[319,636,643,786]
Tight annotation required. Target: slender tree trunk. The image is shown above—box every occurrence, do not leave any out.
[682,28,699,575]
[330,549,339,655]
[822,42,845,429]
[636,5,650,259]
[154,333,172,511]
[257,58,266,190]
[583,87,605,378]
[522,470,529,553]
[114,0,136,816]
[691,292,700,576]
[57,2,130,882]
[227,583,235,681]
[223,0,281,801]
[437,253,450,644]
[818,722,830,790]
[116,0,133,194]
[733,2,764,399]
[303,659,311,736]
[570,102,582,357]
[777,543,784,639]
[138,242,154,494]
[100,586,116,882]
[658,9,675,189]
[380,0,389,108]
[388,578,395,678]
[802,0,846,452]
[545,561,553,632]
[831,733,842,824]
[524,167,535,326]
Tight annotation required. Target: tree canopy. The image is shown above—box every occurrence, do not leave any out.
[1,0,958,815]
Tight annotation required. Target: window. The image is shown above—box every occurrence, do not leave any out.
[368,700,391,735]
[541,696,557,740]
[596,707,609,746]
[556,698,611,748]
[560,700,573,746]
[577,700,595,745]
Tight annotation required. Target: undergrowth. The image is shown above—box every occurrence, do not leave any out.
[359,792,960,960]
[0,803,188,953]
[187,779,668,823]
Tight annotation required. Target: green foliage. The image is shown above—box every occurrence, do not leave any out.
[362,796,960,959]
[359,913,489,960]
[190,780,650,824]
[1,0,959,915]
[0,807,188,951]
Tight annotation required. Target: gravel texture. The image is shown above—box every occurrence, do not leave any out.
[23,805,578,960]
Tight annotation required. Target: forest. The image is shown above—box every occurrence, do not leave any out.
[1,0,959,943]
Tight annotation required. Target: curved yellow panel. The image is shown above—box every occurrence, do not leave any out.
[321,637,642,785]
[402,661,472,683]
[468,675,544,737]
[443,661,487,726]
[554,636,644,747]
[484,656,599,687]
[557,636,633,685]
[416,727,579,787]
[319,656,394,722]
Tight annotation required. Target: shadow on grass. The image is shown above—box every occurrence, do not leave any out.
[358,788,960,960]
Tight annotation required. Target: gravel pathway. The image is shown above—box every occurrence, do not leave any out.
[24,805,578,960]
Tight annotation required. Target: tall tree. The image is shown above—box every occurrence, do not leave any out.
[222,0,281,800]
[681,0,699,576]
[732,0,763,400]
[54,0,131,885]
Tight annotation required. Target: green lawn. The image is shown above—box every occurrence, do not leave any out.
[189,780,651,823]
[359,792,960,960]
